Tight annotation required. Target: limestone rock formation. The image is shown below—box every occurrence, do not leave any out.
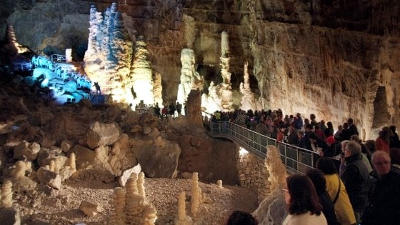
[265,145,287,192]
[177,48,204,111]
[216,180,223,188]
[86,121,120,149]
[134,137,181,178]
[36,167,62,190]
[119,164,142,187]
[13,141,40,161]
[130,37,155,107]
[202,31,234,114]
[240,62,262,111]
[186,90,203,127]
[79,200,100,217]
[84,3,133,103]
[252,145,288,225]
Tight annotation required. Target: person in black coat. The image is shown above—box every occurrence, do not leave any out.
[362,151,400,225]
[306,168,340,225]
[341,141,370,223]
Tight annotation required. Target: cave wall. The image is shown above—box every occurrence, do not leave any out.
[2,0,400,139]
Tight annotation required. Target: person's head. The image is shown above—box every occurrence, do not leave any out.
[390,125,397,134]
[305,124,313,132]
[347,118,354,125]
[306,169,326,196]
[390,148,400,165]
[316,157,338,175]
[344,141,361,158]
[341,140,350,154]
[327,121,333,129]
[226,211,258,225]
[372,151,391,176]
[337,125,343,131]
[343,122,349,129]
[350,135,361,143]
[380,127,392,140]
[365,140,376,154]
[284,175,322,215]
[310,114,316,121]
[296,113,301,118]
[297,130,304,138]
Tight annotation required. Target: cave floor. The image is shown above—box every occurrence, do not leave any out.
[14,177,258,225]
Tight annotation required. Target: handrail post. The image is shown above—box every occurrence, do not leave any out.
[296,147,299,173]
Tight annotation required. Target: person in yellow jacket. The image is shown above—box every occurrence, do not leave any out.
[317,157,357,225]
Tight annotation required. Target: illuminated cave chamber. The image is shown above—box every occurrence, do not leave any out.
[30,55,92,104]
[240,62,262,112]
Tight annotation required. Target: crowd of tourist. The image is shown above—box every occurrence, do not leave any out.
[218,109,400,225]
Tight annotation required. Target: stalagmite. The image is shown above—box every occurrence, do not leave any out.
[109,187,126,225]
[1,180,13,208]
[143,204,157,225]
[191,172,201,217]
[175,192,192,225]
[69,152,76,173]
[138,172,146,201]
[125,188,144,225]
[49,160,56,173]
[11,161,27,179]
[217,180,223,188]
[265,145,287,192]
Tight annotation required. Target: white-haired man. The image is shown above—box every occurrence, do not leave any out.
[362,151,400,225]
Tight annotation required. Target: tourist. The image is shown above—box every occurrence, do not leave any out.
[340,141,369,223]
[316,157,356,225]
[361,151,400,225]
[282,174,327,225]
[225,211,258,225]
[347,118,359,137]
[350,135,373,173]
[390,147,400,172]
[306,169,340,225]
[375,127,391,153]
[389,125,400,148]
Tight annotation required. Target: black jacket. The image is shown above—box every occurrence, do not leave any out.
[341,154,370,212]
[362,170,400,225]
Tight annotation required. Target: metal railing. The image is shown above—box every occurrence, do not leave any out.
[209,121,318,174]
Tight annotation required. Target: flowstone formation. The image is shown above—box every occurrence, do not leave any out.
[177,48,204,113]
[84,3,133,103]
[202,31,234,114]
[253,145,287,225]
[240,62,262,111]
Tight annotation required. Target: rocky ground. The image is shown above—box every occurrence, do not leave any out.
[14,177,257,225]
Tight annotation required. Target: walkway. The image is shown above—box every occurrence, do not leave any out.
[209,121,319,174]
